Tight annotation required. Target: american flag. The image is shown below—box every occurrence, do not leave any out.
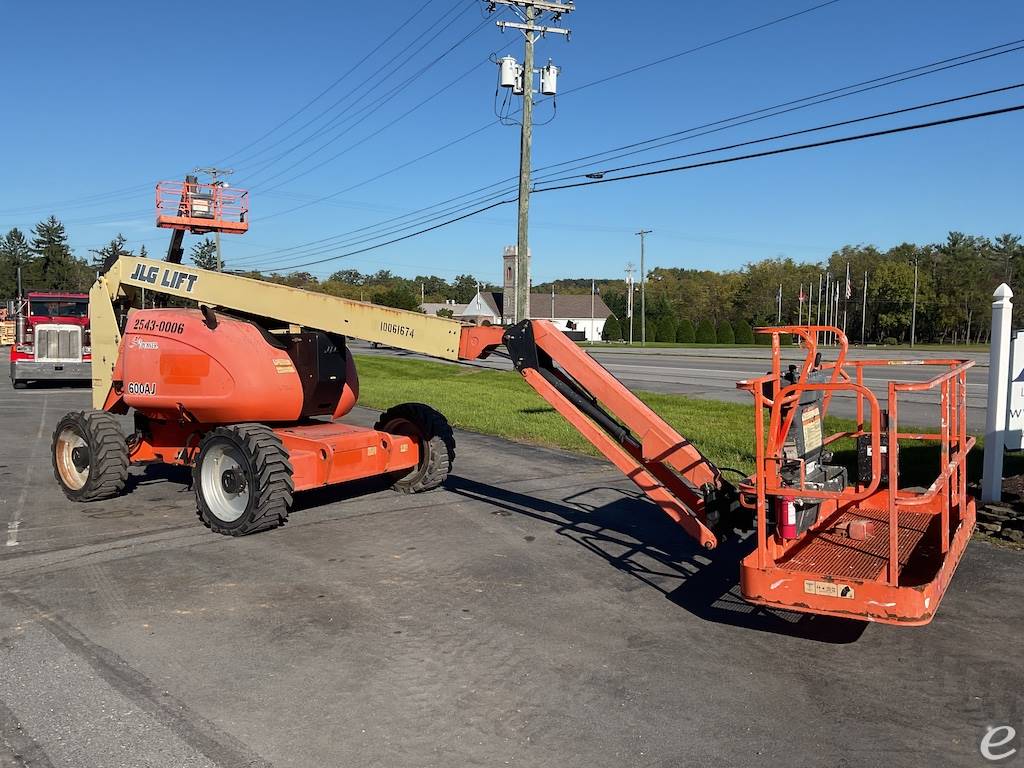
[844,263,852,300]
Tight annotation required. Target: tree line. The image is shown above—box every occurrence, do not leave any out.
[541,232,1023,345]
[0,218,496,313]
[2,216,1019,345]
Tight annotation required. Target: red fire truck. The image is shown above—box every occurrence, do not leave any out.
[9,292,91,388]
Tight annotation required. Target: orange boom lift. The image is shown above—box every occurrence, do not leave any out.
[50,181,975,626]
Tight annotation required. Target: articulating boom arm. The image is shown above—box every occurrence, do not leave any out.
[500,319,735,549]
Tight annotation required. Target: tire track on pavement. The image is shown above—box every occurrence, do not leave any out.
[6,396,47,548]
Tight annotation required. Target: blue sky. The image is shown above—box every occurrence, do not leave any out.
[1,0,1021,285]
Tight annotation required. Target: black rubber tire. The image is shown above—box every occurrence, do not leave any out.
[51,410,129,502]
[193,424,294,536]
[12,380,26,389]
[374,403,455,494]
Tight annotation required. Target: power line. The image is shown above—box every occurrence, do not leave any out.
[558,0,845,99]
[0,184,151,217]
[236,83,1017,269]
[0,4,481,225]
[522,40,1024,186]
[249,17,500,193]
[535,81,1024,187]
[244,0,849,222]
[250,120,501,225]
[256,102,1024,273]
[233,40,1024,266]
[0,0,844,224]
[533,103,1024,193]
[236,1,479,181]
[0,5,473,224]
[214,0,446,166]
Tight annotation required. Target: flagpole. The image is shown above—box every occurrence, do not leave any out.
[816,273,823,326]
[861,270,868,345]
[625,269,634,346]
[843,262,850,335]
[834,279,840,345]
[824,275,830,343]
[819,272,827,342]
[824,274,830,342]
[797,283,803,325]
[829,278,835,345]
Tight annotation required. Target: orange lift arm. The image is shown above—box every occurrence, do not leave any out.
[459,319,737,550]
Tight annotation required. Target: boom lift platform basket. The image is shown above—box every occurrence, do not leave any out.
[737,326,976,624]
[156,179,248,235]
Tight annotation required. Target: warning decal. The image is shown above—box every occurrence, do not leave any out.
[804,580,855,599]
[801,406,823,453]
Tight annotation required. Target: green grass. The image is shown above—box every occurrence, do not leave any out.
[579,341,762,350]
[353,354,1010,487]
[580,341,989,352]
[354,354,855,476]
[880,342,989,352]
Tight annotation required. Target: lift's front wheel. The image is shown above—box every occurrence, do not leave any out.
[375,403,455,494]
[51,410,129,501]
[193,424,294,536]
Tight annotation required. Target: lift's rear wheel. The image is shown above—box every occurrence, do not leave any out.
[51,410,128,501]
[193,424,294,536]
[374,403,455,494]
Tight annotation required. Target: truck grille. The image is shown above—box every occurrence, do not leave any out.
[34,325,82,362]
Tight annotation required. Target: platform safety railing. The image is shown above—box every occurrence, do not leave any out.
[739,326,975,584]
[156,180,249,227]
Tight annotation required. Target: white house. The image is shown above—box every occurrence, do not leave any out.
[420,300,468,317]
[460,290,612,341]
[423,246,615,341]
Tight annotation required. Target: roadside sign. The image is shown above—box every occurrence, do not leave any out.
[1006,330,1024,450]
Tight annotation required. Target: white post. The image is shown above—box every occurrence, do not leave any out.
[983,283,1014,503]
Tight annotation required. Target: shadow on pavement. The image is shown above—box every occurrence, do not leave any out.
[127,462,397,512]
[13,380,91,390]
[446,474,867,644]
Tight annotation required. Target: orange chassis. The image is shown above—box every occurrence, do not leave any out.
[121,415,420,494]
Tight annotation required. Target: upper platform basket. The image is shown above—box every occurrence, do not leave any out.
[156,180,248,235]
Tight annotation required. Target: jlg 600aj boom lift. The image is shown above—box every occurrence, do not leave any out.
[51,181,975,625]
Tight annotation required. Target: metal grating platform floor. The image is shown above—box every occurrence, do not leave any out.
[778,505,935,582]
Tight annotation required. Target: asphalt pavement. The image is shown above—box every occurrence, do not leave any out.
[354,341,990,432]
[0,378,1021,768]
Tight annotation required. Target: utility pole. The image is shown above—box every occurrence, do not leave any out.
[625,262,635,345]
[636,230,652,346]
[910,258,919,348]
[14,266,24,345]
[194,166,234,271]
[489,1,573,323]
